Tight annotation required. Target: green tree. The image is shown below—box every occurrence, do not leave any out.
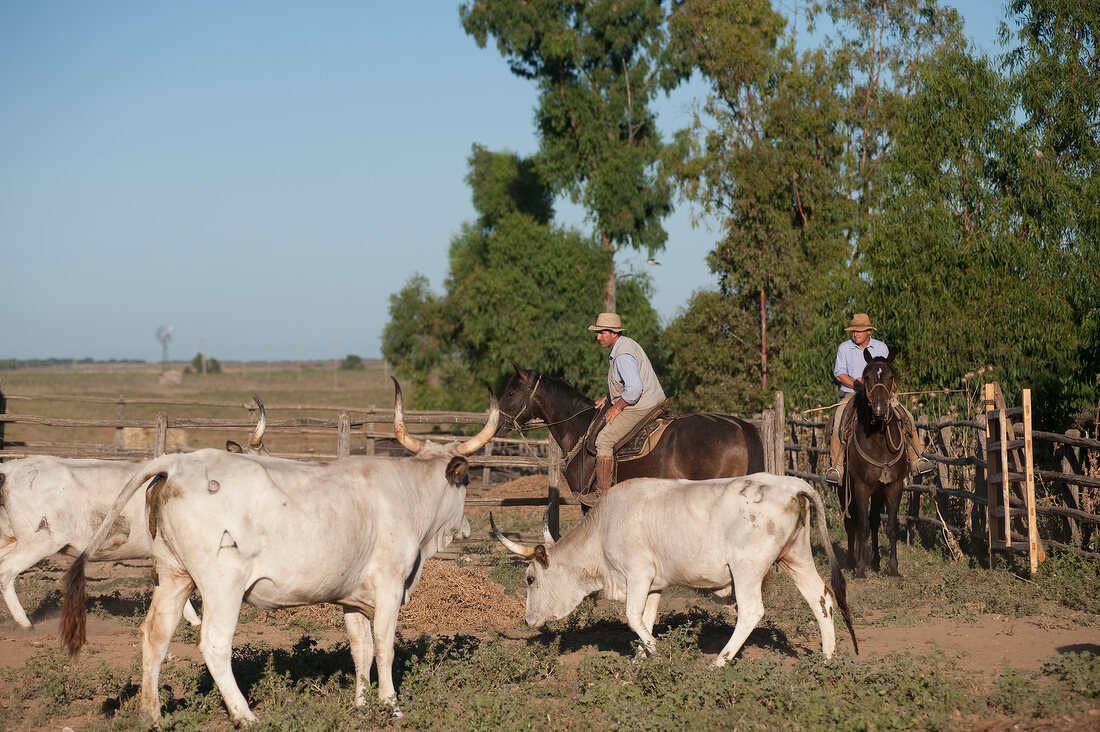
[382,147,660,410]
[664,0,964,410]
[862,47,1077,415]
[340,354,365,371]
[460,0,691,311]
[1001,0,1100,423]
[185,352,221,374]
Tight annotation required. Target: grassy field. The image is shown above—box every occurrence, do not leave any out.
[0,360,443,458]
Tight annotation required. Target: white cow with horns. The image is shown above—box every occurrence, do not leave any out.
[491,473,858,662]
[61,379,498,725]
[0,396,269,630]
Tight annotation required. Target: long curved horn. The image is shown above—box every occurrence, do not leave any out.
[249,395,266,450]
[455,386,500,456]
[489,512,535,559]
[542,507,558,545]
[391,377,423,454]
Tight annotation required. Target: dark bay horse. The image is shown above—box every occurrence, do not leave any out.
[839,351,909,578]
[496,364,765,501]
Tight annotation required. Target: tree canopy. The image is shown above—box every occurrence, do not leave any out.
[382,146,659,410]
[460,0,691,310]
[383,1,1100,428]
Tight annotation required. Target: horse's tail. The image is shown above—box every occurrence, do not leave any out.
[800,483,859,655]
[61,465,167,658]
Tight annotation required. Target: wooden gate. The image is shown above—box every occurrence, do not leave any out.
[983,383,1045,572]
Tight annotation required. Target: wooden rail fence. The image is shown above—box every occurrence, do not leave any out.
[3,386,1096,565]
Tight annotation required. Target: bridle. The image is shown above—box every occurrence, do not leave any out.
[505,373,597,432]
[852,371,905,466]
[506,373,542,432]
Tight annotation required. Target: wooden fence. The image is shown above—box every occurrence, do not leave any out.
[786,383,1100,565]
[2,386,1095,564]
[0,389,783,543]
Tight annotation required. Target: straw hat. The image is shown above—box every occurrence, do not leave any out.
[587,312,624,332]
[845,313,876,332]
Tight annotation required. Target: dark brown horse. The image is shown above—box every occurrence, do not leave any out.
[839,351,909,578]
[496,364,765,502]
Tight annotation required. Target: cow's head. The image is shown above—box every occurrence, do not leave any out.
[490,512,590,628]
[225,395,269,455]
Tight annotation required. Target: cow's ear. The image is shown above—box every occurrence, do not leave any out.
[225,440,243,453]
[533,544,550,568]
[446,457,470,487]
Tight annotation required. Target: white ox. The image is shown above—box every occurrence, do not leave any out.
[0,397,268,629]
[62,379,497,726]
[492,473,858,663]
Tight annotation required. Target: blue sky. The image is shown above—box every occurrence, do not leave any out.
[2,1,1009,362]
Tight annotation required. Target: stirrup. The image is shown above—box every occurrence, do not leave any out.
[913,457,934,475]
[825,466,842,485]
[577,489,601,507]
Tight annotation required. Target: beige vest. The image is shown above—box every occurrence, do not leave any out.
[608,336,666,411]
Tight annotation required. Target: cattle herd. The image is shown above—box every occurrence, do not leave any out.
[0,379,861,725]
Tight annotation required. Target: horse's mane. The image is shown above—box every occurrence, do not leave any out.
[529,370,595,413]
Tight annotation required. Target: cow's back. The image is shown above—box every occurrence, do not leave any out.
[594,474,805,591]
[1,456,151,560]
[148,450,467,609]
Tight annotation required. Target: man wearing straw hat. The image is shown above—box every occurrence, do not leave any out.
[825,313,932,485]
[585,312,667,506]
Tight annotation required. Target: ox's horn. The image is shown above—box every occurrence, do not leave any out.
[489,512,535,559]
[249,395,266,450]
[542,507,558,545]
[391,377,423,454]
[455,386,500,456]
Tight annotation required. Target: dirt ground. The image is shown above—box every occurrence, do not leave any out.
[2,475,1099,730]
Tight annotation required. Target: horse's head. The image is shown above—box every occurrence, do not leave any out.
[860,350,897,422]
[496,362,541,436]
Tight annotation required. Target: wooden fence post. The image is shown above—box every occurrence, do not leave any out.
[337,411,351,458]
[154,411,168,458]
[115,397,126,450]
[760,406,775,474]
[773,391,785,475]
[1023,390,1044,572]
[1061,430,1083,546]
[482,440,493,488]
[983,383,1000,567]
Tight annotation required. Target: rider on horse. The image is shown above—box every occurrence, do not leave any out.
[585,312,667,506]
[825,313,933,485]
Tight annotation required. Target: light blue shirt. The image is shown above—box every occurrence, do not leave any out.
[833,338,889,393]
[609,341,643,405]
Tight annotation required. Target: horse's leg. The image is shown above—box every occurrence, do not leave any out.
[884,483,904,577]
[838,482,858,571]
[853,483,871,579]
[843,509,858,572]
[868,489,885,574]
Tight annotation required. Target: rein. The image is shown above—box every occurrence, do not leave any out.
[851,388,906,471]
[506,374,598,466]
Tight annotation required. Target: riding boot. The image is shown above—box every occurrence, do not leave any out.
[825,435,844,485]
[910,430,933,475]
[580,456,614,507]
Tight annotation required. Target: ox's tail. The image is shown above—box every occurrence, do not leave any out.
[61,466,167,658]
[801,485,859,655]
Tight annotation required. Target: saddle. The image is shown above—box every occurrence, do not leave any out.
[585,398,672,460]
[836,396,913,447]
[573,399,672,497]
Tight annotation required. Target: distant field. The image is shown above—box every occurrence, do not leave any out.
[0,360,428,459]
